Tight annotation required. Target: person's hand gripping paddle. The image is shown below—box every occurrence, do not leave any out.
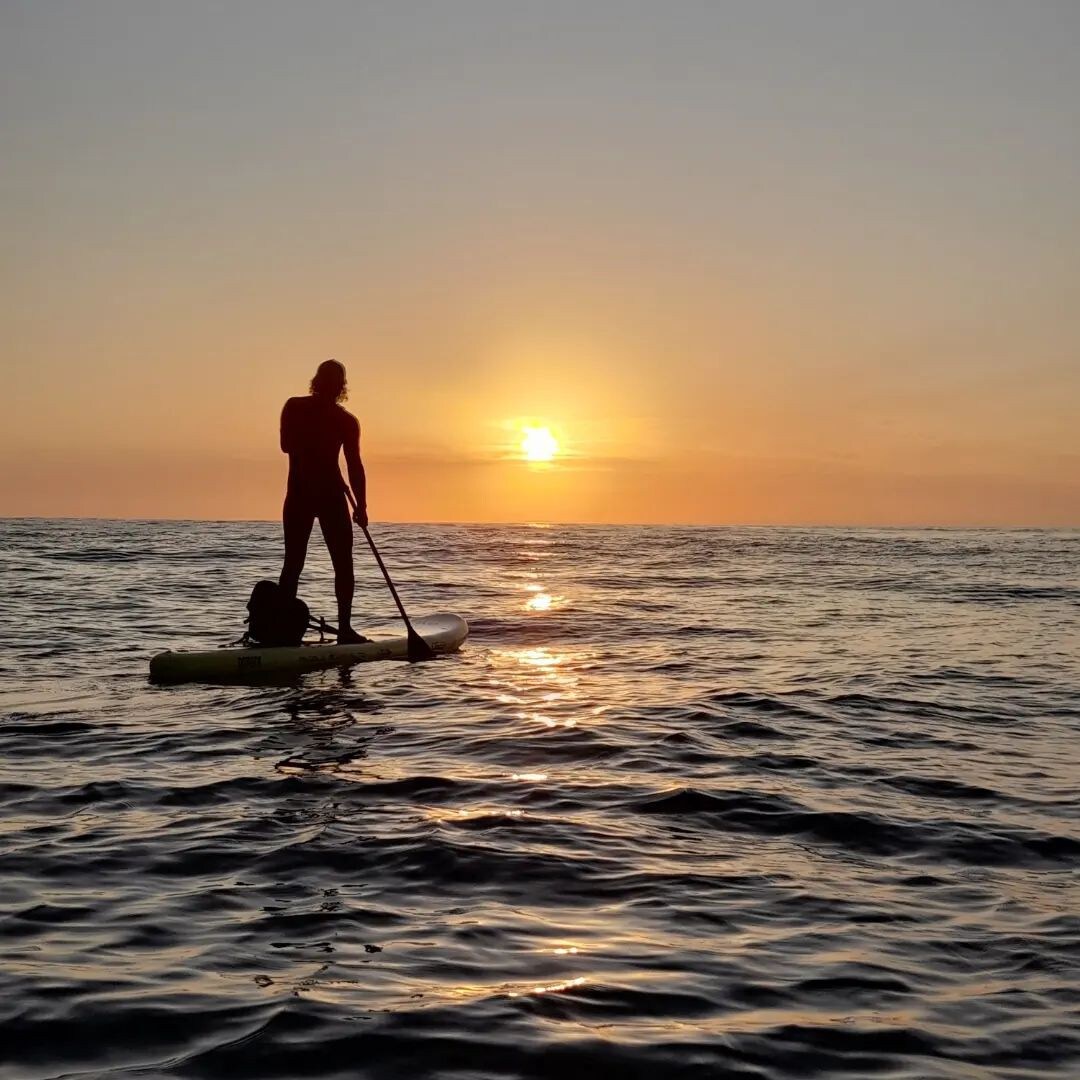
[346,490,436,662]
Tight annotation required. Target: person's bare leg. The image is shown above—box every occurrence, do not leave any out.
[280,495,314,599]
[320,497,365,642]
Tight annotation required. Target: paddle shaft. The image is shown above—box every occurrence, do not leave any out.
[362,527,414,630]
[345,489,433,656]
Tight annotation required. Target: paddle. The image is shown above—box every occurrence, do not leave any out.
[345,490,436,662]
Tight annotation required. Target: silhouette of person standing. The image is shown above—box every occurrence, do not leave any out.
[279,360,369,644]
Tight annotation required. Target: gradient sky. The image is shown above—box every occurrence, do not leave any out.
[3,0,1078,524]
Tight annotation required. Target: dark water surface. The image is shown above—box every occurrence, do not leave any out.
[1,519,1078,1079]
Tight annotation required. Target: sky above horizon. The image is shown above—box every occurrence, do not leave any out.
[2,1,1078,524]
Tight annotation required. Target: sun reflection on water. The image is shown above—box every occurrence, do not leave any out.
[523,712,577,729]
[508,976,587,998]
[426,807,527,823]
[515,648,562,668]
[490,645,592,735]
[522,580,564,613]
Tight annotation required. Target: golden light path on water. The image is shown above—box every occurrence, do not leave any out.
[416,557,605,1008]
[270,532,769,1021]
[275,550,609,1011]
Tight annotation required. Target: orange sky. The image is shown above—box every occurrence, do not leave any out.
[2,4,1078,525]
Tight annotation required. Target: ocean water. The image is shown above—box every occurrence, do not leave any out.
[1,518,1078,1080]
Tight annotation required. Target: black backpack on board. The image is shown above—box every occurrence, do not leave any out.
[245,581,311,647]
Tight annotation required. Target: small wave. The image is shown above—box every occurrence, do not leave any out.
[732,752,821,772]
[41,547,142,563]
[707,690,825,721]
[10,902,95,925]
[943,583,1080,604]
[719,719,788,738]
[877,773,1001,802]
[463,616,590,643]
[1,716,93,738]
[632,786,1080,867]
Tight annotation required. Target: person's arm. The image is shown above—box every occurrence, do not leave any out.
[280,399,296,453]
[343,414,368,526]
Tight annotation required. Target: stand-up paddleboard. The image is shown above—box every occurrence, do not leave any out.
[149,613,467,684]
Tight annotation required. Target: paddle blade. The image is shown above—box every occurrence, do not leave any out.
[406,627,437,662]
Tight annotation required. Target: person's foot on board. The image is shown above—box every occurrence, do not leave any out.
[337,627,370,645]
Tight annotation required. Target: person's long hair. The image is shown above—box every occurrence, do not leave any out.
[310,359,347,403]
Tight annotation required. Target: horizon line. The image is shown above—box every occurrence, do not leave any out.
[1,514,1076,531]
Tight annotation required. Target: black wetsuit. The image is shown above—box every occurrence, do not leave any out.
[278,395,361,605]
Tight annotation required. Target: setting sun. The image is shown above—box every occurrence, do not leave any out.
[521,426,559,463]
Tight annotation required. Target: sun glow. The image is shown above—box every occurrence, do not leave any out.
[521,426,559,462]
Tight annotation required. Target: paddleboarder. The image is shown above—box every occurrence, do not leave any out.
[278,359,369,644]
